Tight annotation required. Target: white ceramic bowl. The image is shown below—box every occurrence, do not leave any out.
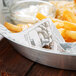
[8,38,76,70]
[2,0,76,70]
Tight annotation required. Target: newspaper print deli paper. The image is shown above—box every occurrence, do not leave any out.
[0,18,66,53]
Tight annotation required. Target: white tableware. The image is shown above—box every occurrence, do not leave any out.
[1,0,76,70]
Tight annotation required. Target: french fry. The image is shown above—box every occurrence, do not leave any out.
[63,21,76,31]
[63,9,76,23]
[65,37,76,42]
[53,19,76,31]
[4,22,24,32]
[54,22,64,29]
[36,12,76,30]
[58,28,76,42]
[66,30,76,40]
[36,12,47,20]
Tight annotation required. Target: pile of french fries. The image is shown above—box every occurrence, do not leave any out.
[4,0,76,42]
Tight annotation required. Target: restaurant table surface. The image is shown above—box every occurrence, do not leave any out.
[0,38,76,76]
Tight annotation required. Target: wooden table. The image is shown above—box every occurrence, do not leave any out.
[0,38,76,76]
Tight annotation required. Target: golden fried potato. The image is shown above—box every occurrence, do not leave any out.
[51,18,76,31]
[36,12,47,20]
[65,37,76,42]
[54,22,64,29]
[36,12,46,20]
[66,30,76,40]
[50,1,76,20]
[63,9,76,23]
[58,28,76,42]
[63,21,76,31]
[4,22,25,32]
[52,19,76,31]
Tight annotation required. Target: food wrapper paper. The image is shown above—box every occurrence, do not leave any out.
[0,18,76,54]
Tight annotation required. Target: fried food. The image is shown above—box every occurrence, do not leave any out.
[36,12,76,30]
[58,28,76,42]
[4,22,25,32]
[36,12,47,20]
[36,12,76,42]
[52,19,76,31]
[4,0,76,42]
[66,30,76,40]
[63,9,76,23]
[63,21,76,31]
[50,1,76,20]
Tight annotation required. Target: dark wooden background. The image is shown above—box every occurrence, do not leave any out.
[0,38,76,76]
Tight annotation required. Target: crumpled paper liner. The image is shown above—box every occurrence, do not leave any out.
[0,18,76,54]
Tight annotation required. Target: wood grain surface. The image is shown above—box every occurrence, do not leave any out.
[27,64,76,76]
[0,38,76,76]
[0,38,34,76]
